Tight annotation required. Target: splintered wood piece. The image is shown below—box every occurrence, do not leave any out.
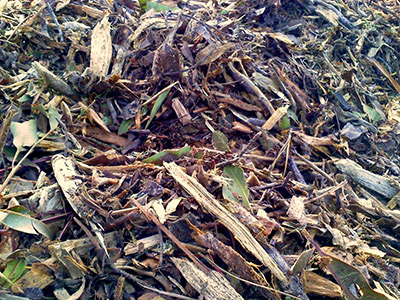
[304,271,343,298]
[164,162,287,283]
[129,196,209,273]
[262,105,289,130]
[335,158,400,198]
[195,42,234,66]
[214,95,262,112]
[172,98,192,125]
[124,234,162,255]
[292,131,337,146]
[171,257,244,300]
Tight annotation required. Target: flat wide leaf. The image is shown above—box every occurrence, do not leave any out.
[212,131,229,152]
[48,106,61,129]
[147,1,178,11]
[10,119,38,149]
[362,103,382,123]
[0,208,54,239]
[328,256,388,300]
[222,165,250,208]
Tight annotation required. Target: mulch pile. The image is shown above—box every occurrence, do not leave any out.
[1,0,400,299]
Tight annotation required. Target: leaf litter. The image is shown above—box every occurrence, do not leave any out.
[0,0,400,299]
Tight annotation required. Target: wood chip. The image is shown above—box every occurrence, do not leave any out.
[90,14,112,78]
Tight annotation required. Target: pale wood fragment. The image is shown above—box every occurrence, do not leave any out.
[262,105,289,130]
[335,159,400,198]
[90,14,112,78]
[171,257,244,300]
[172,98,192,125]
[124,234,161,255]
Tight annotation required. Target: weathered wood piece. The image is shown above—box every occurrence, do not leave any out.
[171,257,244,300]
[335,159,400,198]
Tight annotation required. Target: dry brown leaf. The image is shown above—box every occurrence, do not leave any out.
[232,121,252,133]
[79,102,111,133]
[195,42,234,66]
[85,126,130,147]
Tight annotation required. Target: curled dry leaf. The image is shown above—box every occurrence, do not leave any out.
[195,42,234,66]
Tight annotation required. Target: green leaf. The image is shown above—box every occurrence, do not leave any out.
[291,249,313,275]
[145,89,171,129]
[328,256,388,300]
[35,104,61,129]
[2,146,38,169]
[143,146,191,164]
[286,108,299,124]
[10,120,38,149]
[139,0,147,11]
[48,106,61,129]
[18,94,32,103]
[8,205,34,216]
[103,116,111,125]
[0,208,54,239]
[362,103,382,123]
[0,259,26,288]
[212,131,230,152]
[279,115,291,130]
[222,165,250,208]
[0,271,16,290]
[194,151,204,159]
[118,119,135,135]
[146,1,178,11]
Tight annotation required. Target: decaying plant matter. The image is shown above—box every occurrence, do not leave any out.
[0,0,400,299]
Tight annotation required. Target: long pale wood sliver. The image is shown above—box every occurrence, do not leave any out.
[164,162,287,283]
